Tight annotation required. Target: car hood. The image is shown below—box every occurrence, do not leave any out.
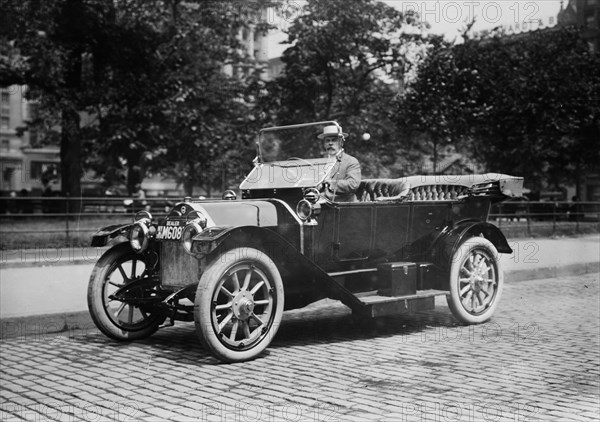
[165,199,290,228]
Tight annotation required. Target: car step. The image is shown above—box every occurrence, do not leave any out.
[354,289,447,318]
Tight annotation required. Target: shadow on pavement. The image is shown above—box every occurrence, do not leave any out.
[63,301,462,365]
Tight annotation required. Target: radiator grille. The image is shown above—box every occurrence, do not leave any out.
[160,241,201,288]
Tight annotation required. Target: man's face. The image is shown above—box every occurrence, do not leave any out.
[323,136,342,157]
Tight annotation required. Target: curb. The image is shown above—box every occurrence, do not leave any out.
[2,263,598,340]
[1,311,99,341]
[0,247,109,270]
[507,261,600,283]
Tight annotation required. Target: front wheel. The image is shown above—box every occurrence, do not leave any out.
[195,247,284,363]
[88,243,162,340]
[446,237,503,324]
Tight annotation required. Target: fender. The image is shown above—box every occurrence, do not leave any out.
[91,223,134,247]
[190,226,299,260]
[431,221,512,269]
[190,225,366,312]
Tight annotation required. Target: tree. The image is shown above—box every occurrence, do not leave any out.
[140,2,266,196]
[261,0,428,177]
[394,35,460,173]
[1,0,165,198]
[1,0,269,198]
[397,26,600,194]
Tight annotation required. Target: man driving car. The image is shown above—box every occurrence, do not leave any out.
[319,125,361,202]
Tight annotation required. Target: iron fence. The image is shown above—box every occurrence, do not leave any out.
[490,200,600,235]
[0,197,598,248]
[0,196,185,247]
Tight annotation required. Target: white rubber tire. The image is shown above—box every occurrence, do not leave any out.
[88,243,161,340]
[446,237,503,324]
[195,247,284,363]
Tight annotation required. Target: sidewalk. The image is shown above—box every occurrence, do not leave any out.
[1,235,598,338]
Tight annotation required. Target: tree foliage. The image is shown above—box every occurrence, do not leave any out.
[1,0,266,196]
[397,27,600,192]
[261,0,428,177]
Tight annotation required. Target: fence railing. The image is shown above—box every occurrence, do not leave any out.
[0,197,598,248]
[0,197,185,248]
[490,200,600,235]
[0,196,181,217]
[1,196,599,220]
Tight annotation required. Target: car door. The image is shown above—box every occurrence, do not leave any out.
[312,202,411,267]
[372,203,410,260]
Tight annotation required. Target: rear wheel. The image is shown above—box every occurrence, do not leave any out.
[195,247,284,363]
[88,243,162,340]
[446,237,503,324]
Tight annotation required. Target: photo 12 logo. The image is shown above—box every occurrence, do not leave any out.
[1,402,139,422]
[399,1,554,30]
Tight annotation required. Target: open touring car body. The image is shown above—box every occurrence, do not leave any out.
[88,121,523,362]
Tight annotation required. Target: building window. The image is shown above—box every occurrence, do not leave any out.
[1,139,9,152]
[30,162,60,184]
[2,166,15,183]
[0,88,9,128]
[30,128,39,145]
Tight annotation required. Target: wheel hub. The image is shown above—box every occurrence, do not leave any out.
[232,291,255,320]
[471,276,484,293]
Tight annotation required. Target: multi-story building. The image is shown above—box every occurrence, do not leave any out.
[227,5,288,81]
[558,0,600,49]
[0,86,60,195]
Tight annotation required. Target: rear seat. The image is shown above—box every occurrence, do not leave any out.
[355,180,471,202]
[408,185,469,201]
[356,179,411,202]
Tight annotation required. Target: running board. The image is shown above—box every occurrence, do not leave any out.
[355,289,447,318]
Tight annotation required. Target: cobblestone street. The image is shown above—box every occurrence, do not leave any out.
[1,273,599,422]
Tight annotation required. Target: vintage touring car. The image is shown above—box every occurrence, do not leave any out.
[88,121,523,363]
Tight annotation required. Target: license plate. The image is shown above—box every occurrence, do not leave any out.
[156,221,183,240]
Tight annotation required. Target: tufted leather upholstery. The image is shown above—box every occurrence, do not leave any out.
[408,185,469,201]
[356,179,411,202]
[355,180,472,202]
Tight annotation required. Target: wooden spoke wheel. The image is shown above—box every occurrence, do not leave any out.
[447,237,503,324]
[195,248,284,362]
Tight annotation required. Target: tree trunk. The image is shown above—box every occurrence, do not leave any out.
[60,107,81,213]
[574,163,582,201]
[184,179,194,196]
[60,37,83,212]
[126,163,143,195]
[184,161,194,196]
[432,137,438,174]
